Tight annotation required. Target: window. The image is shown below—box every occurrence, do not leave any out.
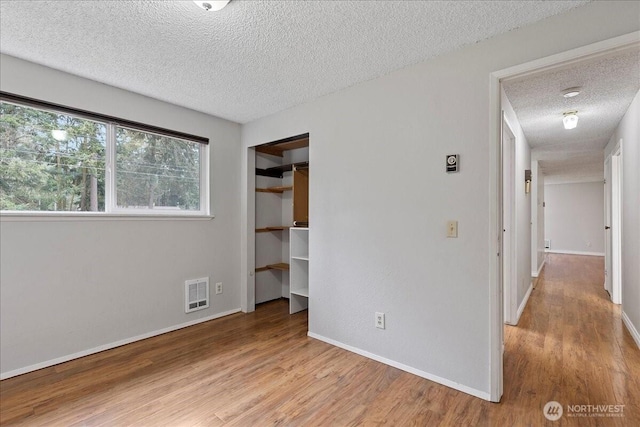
[114,127,202,212]
[0,93,209,216]
[0,102,107,211]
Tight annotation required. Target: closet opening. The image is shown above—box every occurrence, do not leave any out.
[254,133,310,315]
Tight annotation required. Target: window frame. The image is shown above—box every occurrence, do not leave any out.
[0,92,210,218]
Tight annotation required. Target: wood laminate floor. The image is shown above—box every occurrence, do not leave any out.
[1,254,639,426]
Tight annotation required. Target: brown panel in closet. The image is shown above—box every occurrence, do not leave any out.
[293,167,309,225]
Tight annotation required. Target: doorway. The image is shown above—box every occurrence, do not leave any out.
[489,32,639,403]
[244,133,310,314]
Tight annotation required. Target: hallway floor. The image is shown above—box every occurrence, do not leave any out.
[500,253,640,425]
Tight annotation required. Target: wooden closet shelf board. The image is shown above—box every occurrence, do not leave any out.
[256,186,293,193]
[255,263,290,272]
[256,226,291,233]
[255,136,309,157]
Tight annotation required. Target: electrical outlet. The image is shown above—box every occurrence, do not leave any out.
[215,282,223,295]
[375,312,385,329]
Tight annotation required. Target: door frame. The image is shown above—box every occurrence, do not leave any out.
[611,144,623,304]
[488,31,640,402]
[241,147,257,313]
[604,155,612,296]
[605,142,623,305]
[502,117,518,326]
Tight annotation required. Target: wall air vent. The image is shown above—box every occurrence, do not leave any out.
[185,277,209,313]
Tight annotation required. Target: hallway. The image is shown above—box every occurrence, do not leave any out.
[501,253,640,425]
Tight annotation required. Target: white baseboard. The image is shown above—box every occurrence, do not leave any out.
[622,311,640,349]
[545,249,604,257]
[517,282,533,322]
[0,308,241,380]
[531,258,546,278]
[307,332,490,401]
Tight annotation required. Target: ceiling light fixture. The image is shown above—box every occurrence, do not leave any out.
[193,0,230,11]
[562,87,581,98]
[563,111,579,130]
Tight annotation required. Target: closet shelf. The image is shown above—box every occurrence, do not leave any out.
[256,186,292,193]
[256,226,291,233]
[255,263,290,273]
[290,287,309,298]
[255,135,309,158]
[256,161,309,178]
[289,227,309,314]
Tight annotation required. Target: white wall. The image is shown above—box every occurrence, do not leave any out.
[531,160,546,276]
[544,182,605,255]
[241,2,640,398]
[605,89,640,347]
[0,55,242,377]
[502,90,532,321]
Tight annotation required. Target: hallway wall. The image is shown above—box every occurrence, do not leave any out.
[531,160,545,276]
[544,182,605,256]
[605,89,640,347]
[502,89,532,321]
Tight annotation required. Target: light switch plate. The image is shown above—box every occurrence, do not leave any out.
[447,220,458,238]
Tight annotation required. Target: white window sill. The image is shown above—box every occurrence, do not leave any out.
[0,212,215,222]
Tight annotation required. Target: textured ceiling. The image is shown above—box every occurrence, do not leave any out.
[503,47,640,184]
[0,0,590,123]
